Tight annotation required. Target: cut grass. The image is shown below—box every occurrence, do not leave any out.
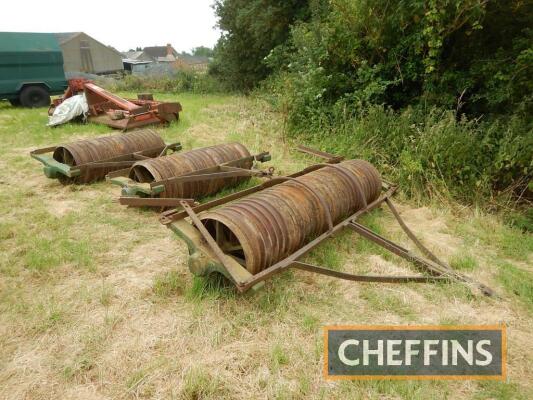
[475,381,529,400]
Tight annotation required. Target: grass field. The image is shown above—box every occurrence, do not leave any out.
[0,93,531,399]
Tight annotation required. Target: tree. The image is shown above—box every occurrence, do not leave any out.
[192,46,214,57]
[210,0,311,91]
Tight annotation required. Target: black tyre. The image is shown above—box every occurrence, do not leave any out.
[8,98,21,106]
[20,86,51,108]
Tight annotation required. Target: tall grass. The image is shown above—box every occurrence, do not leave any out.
[282,104,532,208]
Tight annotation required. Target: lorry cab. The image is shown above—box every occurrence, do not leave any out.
[0,32,67,107]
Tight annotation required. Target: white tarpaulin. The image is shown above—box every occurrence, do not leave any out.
[47,94,89,127]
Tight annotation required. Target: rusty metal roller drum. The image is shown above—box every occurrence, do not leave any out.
[52,129,165,183]
[200,160,382,275]
[129,143,252,199]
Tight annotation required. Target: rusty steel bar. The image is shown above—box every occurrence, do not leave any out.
[128,143,254,199]
[382,199,495,297]
[52,129,166,184]
[291,261,448,283]
[199,159,382,275]
[296,145,344,163]
[119,197,196,208]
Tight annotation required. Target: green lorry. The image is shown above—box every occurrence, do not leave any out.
[0,32,67,107]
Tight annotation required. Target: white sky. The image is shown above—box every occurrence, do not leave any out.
[1,0,221,53]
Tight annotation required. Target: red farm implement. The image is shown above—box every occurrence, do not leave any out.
[49,79,182,130]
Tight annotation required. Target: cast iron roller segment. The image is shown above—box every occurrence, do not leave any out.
[52,129,165,184]
[199,159,382,275]
[128,142,253,199]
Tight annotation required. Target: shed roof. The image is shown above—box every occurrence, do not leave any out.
[54,32,123,57]
[125,51,145,60]
[55,32,82,44]
[0,32,62,53]
[122,59,152,65]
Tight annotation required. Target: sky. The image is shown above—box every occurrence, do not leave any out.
[1,0,221,53]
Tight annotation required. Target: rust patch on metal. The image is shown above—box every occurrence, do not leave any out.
[53,129,165,183]
[129,143,254,199]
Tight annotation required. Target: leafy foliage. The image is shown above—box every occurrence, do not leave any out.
[210,0,311,91]
[191,46,214,57]
[275,0,531,117]
[211,0,532,203]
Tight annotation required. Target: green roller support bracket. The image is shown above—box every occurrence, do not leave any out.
[258,153,271,162]
[109,176,165,197]
[30,153,81,179]
[169,220,264,291]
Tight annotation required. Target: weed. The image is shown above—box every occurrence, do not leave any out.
[185,274,235,301]
[450,252,479,271]
[153,270,184,298]
[270,344,289,371]
[301,314,319,332]
[497,262,533,311]
[99,281,114,307]
[179,368,228,399]
[505,209,533,233]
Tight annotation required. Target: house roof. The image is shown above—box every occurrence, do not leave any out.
[125,51,144,60]
[156,54,177,62]
[143,46,178,59]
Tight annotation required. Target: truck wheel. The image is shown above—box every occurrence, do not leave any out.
[8,98,20,106]
[20,86,51,108]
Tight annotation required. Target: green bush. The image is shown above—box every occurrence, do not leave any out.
[264,0,531,116]
[109,71,225,94]
[257,0,532,203]
[210,0,311,91]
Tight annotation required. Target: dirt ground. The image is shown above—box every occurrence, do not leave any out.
[0,96,531,399]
